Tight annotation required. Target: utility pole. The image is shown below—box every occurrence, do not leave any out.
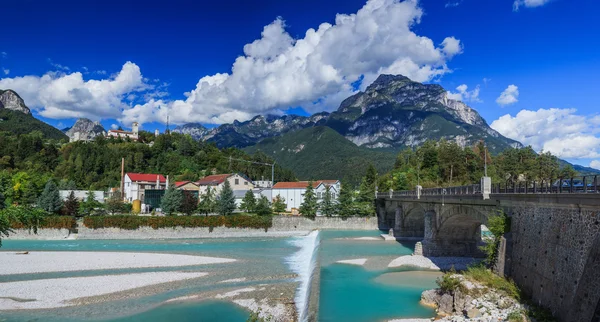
[120,157,125,200]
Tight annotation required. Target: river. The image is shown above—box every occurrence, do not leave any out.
[0,230,439,321]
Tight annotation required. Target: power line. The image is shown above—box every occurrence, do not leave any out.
[223,156,276,186]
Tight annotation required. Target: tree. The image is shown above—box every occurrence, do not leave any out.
[79,190,102,216]
[37,180,62,214]
[357,177,374,203]
[240,190,257,213]
[337,181,354,218]
[161,185,183,216]
[272,195,286,215]
[0,191,5,210]
[320,186,337,217]
[198,186,216,216]
[559,165,577,180]
[255,196,272,216]
[106,194,125,215]
[217,180,236,216]
[180,191,198,215]
[299,181,318,219]
[63,191,79,216]
[0,206,45,247]
[365,163,378,189]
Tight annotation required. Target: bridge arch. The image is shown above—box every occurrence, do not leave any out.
[421,204,494,257]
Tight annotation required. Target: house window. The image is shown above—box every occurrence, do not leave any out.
[244,181,248,185]
[235,179,239,185]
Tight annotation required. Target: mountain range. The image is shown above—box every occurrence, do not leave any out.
[174,74,521,153]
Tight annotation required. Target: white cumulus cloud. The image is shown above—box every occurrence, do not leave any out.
[121,0,462,125]
[496,85,519,106]
[491,108,600,159]
[447,84,481,103]
[513,0,551,11]
[591,160,600,170]
[2,69,8,75]
[0,62,150,120]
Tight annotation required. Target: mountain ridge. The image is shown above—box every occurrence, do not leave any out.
[174,74,521,153]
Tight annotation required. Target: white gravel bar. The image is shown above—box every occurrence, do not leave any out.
[336,258,368,266]
[388,255,479,270]
[0,271,208,309]
[0,251,236,275]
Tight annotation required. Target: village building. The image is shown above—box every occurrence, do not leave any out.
[123,172,167,202]
[107,122,139,140]
[271,180,340,212]
[175,181,199,191]
[196,173,254,195]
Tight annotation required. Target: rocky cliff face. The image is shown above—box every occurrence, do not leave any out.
[0,89,31,115]
[174,74,522,152]
[64,118,106,142]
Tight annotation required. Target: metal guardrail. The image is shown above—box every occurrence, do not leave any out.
[377,175,599,198]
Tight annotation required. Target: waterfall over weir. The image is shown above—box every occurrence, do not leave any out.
[286,230,320,322]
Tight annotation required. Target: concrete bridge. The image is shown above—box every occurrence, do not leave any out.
[375,181,600,322]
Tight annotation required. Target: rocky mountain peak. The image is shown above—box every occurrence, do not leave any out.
[366,74,412,92]
[64,118,106,142]
[0,89,31,115]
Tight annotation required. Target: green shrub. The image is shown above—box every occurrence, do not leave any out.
[464,265,521,300]
[436,270,465,295]
[83,214,273,230]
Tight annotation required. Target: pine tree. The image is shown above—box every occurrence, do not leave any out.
[357,177,373,203]
[37,180,62,214]
[198,186,216,216]
[106,193,125,215]
[365,163,378,189]
[161,185,183,216]
[320,185,337,217]
[63,191,80,216]
[337,181,354,218]
[217,180,236,216]
[299,181,318,219]
[255,196,272,216]
[272,194,286,215]
[240,190,256,213]
[79,190,101,216]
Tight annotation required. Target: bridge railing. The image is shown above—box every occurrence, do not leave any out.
[376,175,599,198]
[492,176,599,194]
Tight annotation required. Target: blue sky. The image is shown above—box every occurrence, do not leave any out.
[1,0,599,168]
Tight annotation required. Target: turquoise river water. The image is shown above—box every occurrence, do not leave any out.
[0,230,439,322]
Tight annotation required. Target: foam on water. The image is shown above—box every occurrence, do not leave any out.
[285,230,320,322]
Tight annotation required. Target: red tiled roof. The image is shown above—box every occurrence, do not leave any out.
[273,181,323,189]
[175,181,191,187]
[196,174,232,186]
[126,173,166,183]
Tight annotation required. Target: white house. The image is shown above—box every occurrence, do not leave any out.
[123,172,167,202]
[271,180,339,213]
[196,173,254,196]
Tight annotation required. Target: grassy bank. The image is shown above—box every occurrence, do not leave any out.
[83,215,273,230]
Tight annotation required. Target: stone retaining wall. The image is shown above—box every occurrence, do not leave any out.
[271,216,377,231]
[4,228,71,240]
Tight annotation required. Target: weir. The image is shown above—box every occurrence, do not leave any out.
[285,230,320,322]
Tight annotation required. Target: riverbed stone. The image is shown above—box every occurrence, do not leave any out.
[466,308,481,318]
[438,294,454,314]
